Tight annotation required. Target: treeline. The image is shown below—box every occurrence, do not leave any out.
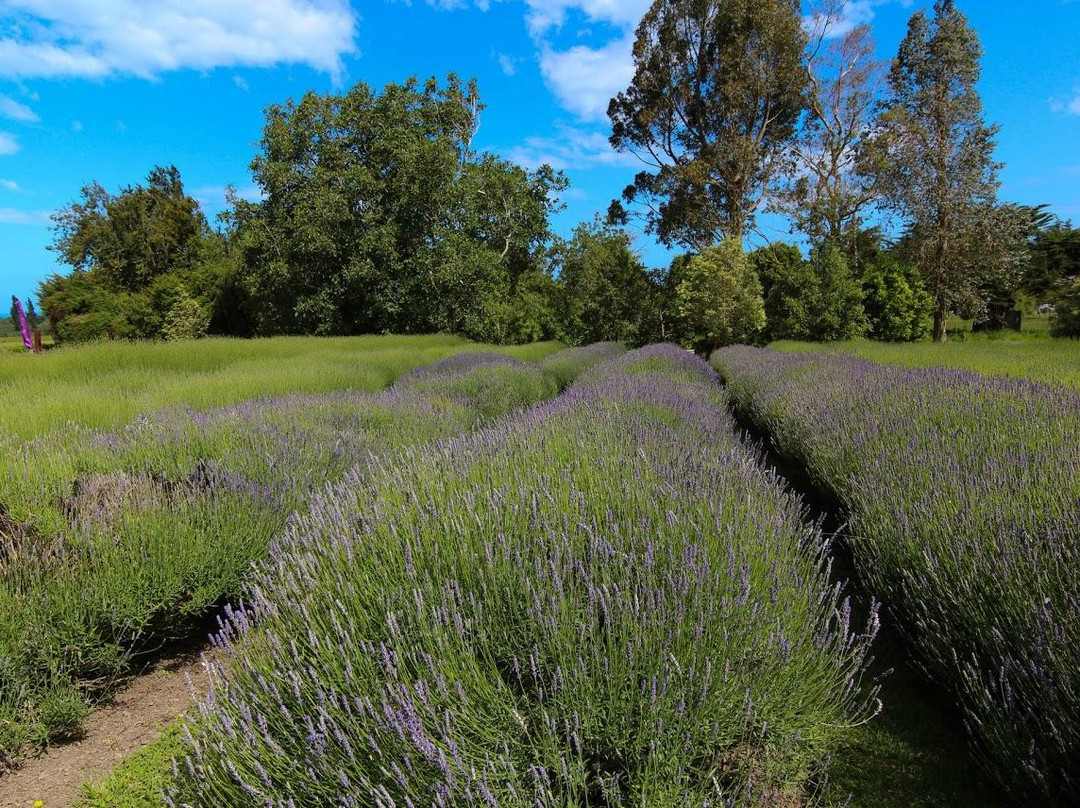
[36,2,1080,347]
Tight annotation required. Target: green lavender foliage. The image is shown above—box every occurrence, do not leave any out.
[174,346,879,806]
[0,338,575,766]
[713,346,1080,803]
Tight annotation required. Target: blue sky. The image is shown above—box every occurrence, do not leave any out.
[1,0,1078,304]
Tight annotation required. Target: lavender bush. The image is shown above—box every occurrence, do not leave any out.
[713,346,1080,803]
[0,347,597,763]
[173,346,879,806]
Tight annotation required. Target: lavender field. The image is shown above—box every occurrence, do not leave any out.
[0,337,567,768]
[6,339,1068,807]
[714,346,1080,804]
[165,345,879,805]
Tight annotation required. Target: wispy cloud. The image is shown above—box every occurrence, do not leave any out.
[494,51,519,76]
[0,133,19,155]
[0,0,358,81]
[0,95,39,122]
[507,124,637,171]
[192,184,265,215]
[0,207,51,225]
[1050,87,1080,116]
[522,0,650,37]
[0,178,23,192]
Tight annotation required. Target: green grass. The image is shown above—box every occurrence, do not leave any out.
[78,724,185,808]
[772,328,1080,388]
[823,633,1004,807]
[0,335,561,441]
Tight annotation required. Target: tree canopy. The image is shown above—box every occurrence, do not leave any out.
[867,0,1017,341]
[608,0,807,249]
[231,75,566,341]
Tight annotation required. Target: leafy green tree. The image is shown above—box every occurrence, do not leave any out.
[161,288,210,341]
[867,0,1016,341]
[676,239,765,352]
[862,255,932,341]
[40,165,242,343]
[608,0,807,248]
[50,165,207,293]
[555,219,659,347]
[760,242,866,341]
[750,242,804,304]
[1022,216,1080,302]
[232,75,565,339]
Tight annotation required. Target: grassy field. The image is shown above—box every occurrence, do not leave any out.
[0,335,558,440]
[773,329,1080,388]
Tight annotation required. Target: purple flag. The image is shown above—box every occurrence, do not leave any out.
[12,296,32,350]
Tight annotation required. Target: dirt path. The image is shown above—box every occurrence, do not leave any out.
[0,647,213,808]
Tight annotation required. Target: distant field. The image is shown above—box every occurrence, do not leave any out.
[0,335,561,440]
[773,333,1080,389]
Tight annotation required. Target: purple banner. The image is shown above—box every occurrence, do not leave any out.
[12,296,32,350]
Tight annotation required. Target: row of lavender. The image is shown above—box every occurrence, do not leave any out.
[170,346,879,806]
[0,344,620,764]
[712,346,1080,803]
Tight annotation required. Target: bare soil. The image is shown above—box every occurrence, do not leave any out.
[0,647,213,808]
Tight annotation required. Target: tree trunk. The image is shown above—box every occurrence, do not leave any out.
[933,304,948,343]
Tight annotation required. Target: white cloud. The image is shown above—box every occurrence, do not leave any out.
[1055,88,1080,116]
[1049,89,1079,115]
[0,207,50,224]
[495,51,518,76]
[0,133,19,155]
[0,95,39,122]
[522,0,650,36]
[233,74,249,91]
[0,178,22,191]
[539,34,635,122]
[0,0,358,81]
[507,124,637,171]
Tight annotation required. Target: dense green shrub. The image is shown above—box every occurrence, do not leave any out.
[676,239,765,352]
[862,256,932,341]
[762,243,866,342]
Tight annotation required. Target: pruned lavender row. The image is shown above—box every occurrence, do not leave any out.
[173,346,879,806]
[712,346,1080,803]
[0,347,600,763]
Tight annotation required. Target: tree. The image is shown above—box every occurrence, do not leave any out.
[1021,215,1080,302]
[867,0,1010,342]
[161,288,210,341]
[50,165,207,293]
[862,255,932,341]
[676,239,765,352]
[759,242,866,341]
[232,75,565,339]
[608,0,807,249]
[555,219,660,347]
[25,299,39,329]
[1051,278,1080,338]
[772,9,883,256]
